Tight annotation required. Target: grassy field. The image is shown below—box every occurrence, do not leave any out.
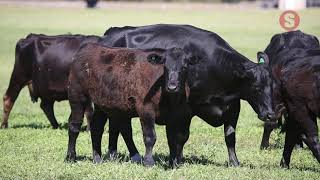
[0,3,320,179]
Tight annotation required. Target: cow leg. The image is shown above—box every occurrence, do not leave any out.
[260,120,280,149]
[299,115,320,163]
[296,139,304,149]
[166,123,177,167]
[140,112,156,167]
[107,117,120,159]
[2,76,29,128]
[166,120,191,167]
[166,105,192,167]
[65,79,87,162]
[280,114,300,168]
[90,107,107,163]
[175,116,191,165]
[223,101,240,166]
[108,117,141,162]
[2,95,15,129]
[119,118,141,163]
[40,100,59,129]
[280,108,307,168]
[27,81,37,103]
[281,113,303,149]
[301,134,320,163]
[84,104,93,131]
[65,102,85,162]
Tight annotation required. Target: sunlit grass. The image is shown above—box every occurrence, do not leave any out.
[0,5,319,179]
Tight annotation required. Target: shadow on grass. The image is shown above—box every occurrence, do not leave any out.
[76,155,93,162]
[258,163,320,173]
[11,123,52,129]
[293,166,320,173]
[70,152,227,170]
[10,122,89,131]
[64,152,320,172]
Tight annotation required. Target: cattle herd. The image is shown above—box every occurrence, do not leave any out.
[1,24,320,168]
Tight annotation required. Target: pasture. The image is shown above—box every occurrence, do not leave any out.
[0,2,320,179]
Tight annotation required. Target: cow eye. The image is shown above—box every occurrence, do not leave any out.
[147,54,163,64]
[188,56,200,65]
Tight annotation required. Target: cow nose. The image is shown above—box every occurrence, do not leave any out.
[167,83,178,91]
[266,112,276,121]
[167,71,179,92]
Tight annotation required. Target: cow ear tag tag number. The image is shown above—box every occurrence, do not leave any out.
[258,57,265,64]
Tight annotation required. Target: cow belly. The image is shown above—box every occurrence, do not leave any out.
[197,115,224,127]
[33,81,68,101]
[38,90,68,101]
[194,105,225,127]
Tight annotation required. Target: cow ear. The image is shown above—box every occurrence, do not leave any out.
[147,54,164,64]
[257,51,270,65]
[314,36,320,46]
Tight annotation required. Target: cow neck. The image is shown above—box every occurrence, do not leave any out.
[217,49,253,84]
[216,49,257,101]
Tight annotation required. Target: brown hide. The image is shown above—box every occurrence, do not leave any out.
[2,34,99,128]
[70,43,164,114]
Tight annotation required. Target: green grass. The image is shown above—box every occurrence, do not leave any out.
[0,4,320,180]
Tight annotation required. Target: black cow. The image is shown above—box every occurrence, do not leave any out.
[66,44,190,166]
[100,24,276,166]
[258,31,320,168]
[2,34,100,129]
[259,30,320,149]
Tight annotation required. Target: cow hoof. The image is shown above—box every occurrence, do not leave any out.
[143,157,155,167]
[295,144,303,149]
[260,144,269,150]
[51,122,60,129]
[65,154,76,163]
[280,158,289,169]
[0,123,8,129]
[228,160,240,167]
[169,158,180,168]
[106,150,117,160]
[93,155,103,164]
[130,153,142,163]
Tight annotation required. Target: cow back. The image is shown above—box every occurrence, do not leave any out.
[30,34,100,100]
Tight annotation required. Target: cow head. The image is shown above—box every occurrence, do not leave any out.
[147,47,193,100]
[264,30,319,62]
[257,52,286,119]
[242,55,276,121]
[161,48,191,94]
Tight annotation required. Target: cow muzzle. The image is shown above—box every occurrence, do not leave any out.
[259,112,276,122]
[166,71,179,93]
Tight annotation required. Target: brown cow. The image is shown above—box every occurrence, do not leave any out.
[2,34,100,129]
[258,48,320,168]
[66,43,190,166]
[259,30,320,149]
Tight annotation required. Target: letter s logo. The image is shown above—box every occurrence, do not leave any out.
[279,10,300,31]
[284,13,295,28]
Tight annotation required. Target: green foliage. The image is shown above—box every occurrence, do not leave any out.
[0,5,320,179]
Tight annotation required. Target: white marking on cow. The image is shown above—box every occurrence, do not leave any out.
[225,125,235,137]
